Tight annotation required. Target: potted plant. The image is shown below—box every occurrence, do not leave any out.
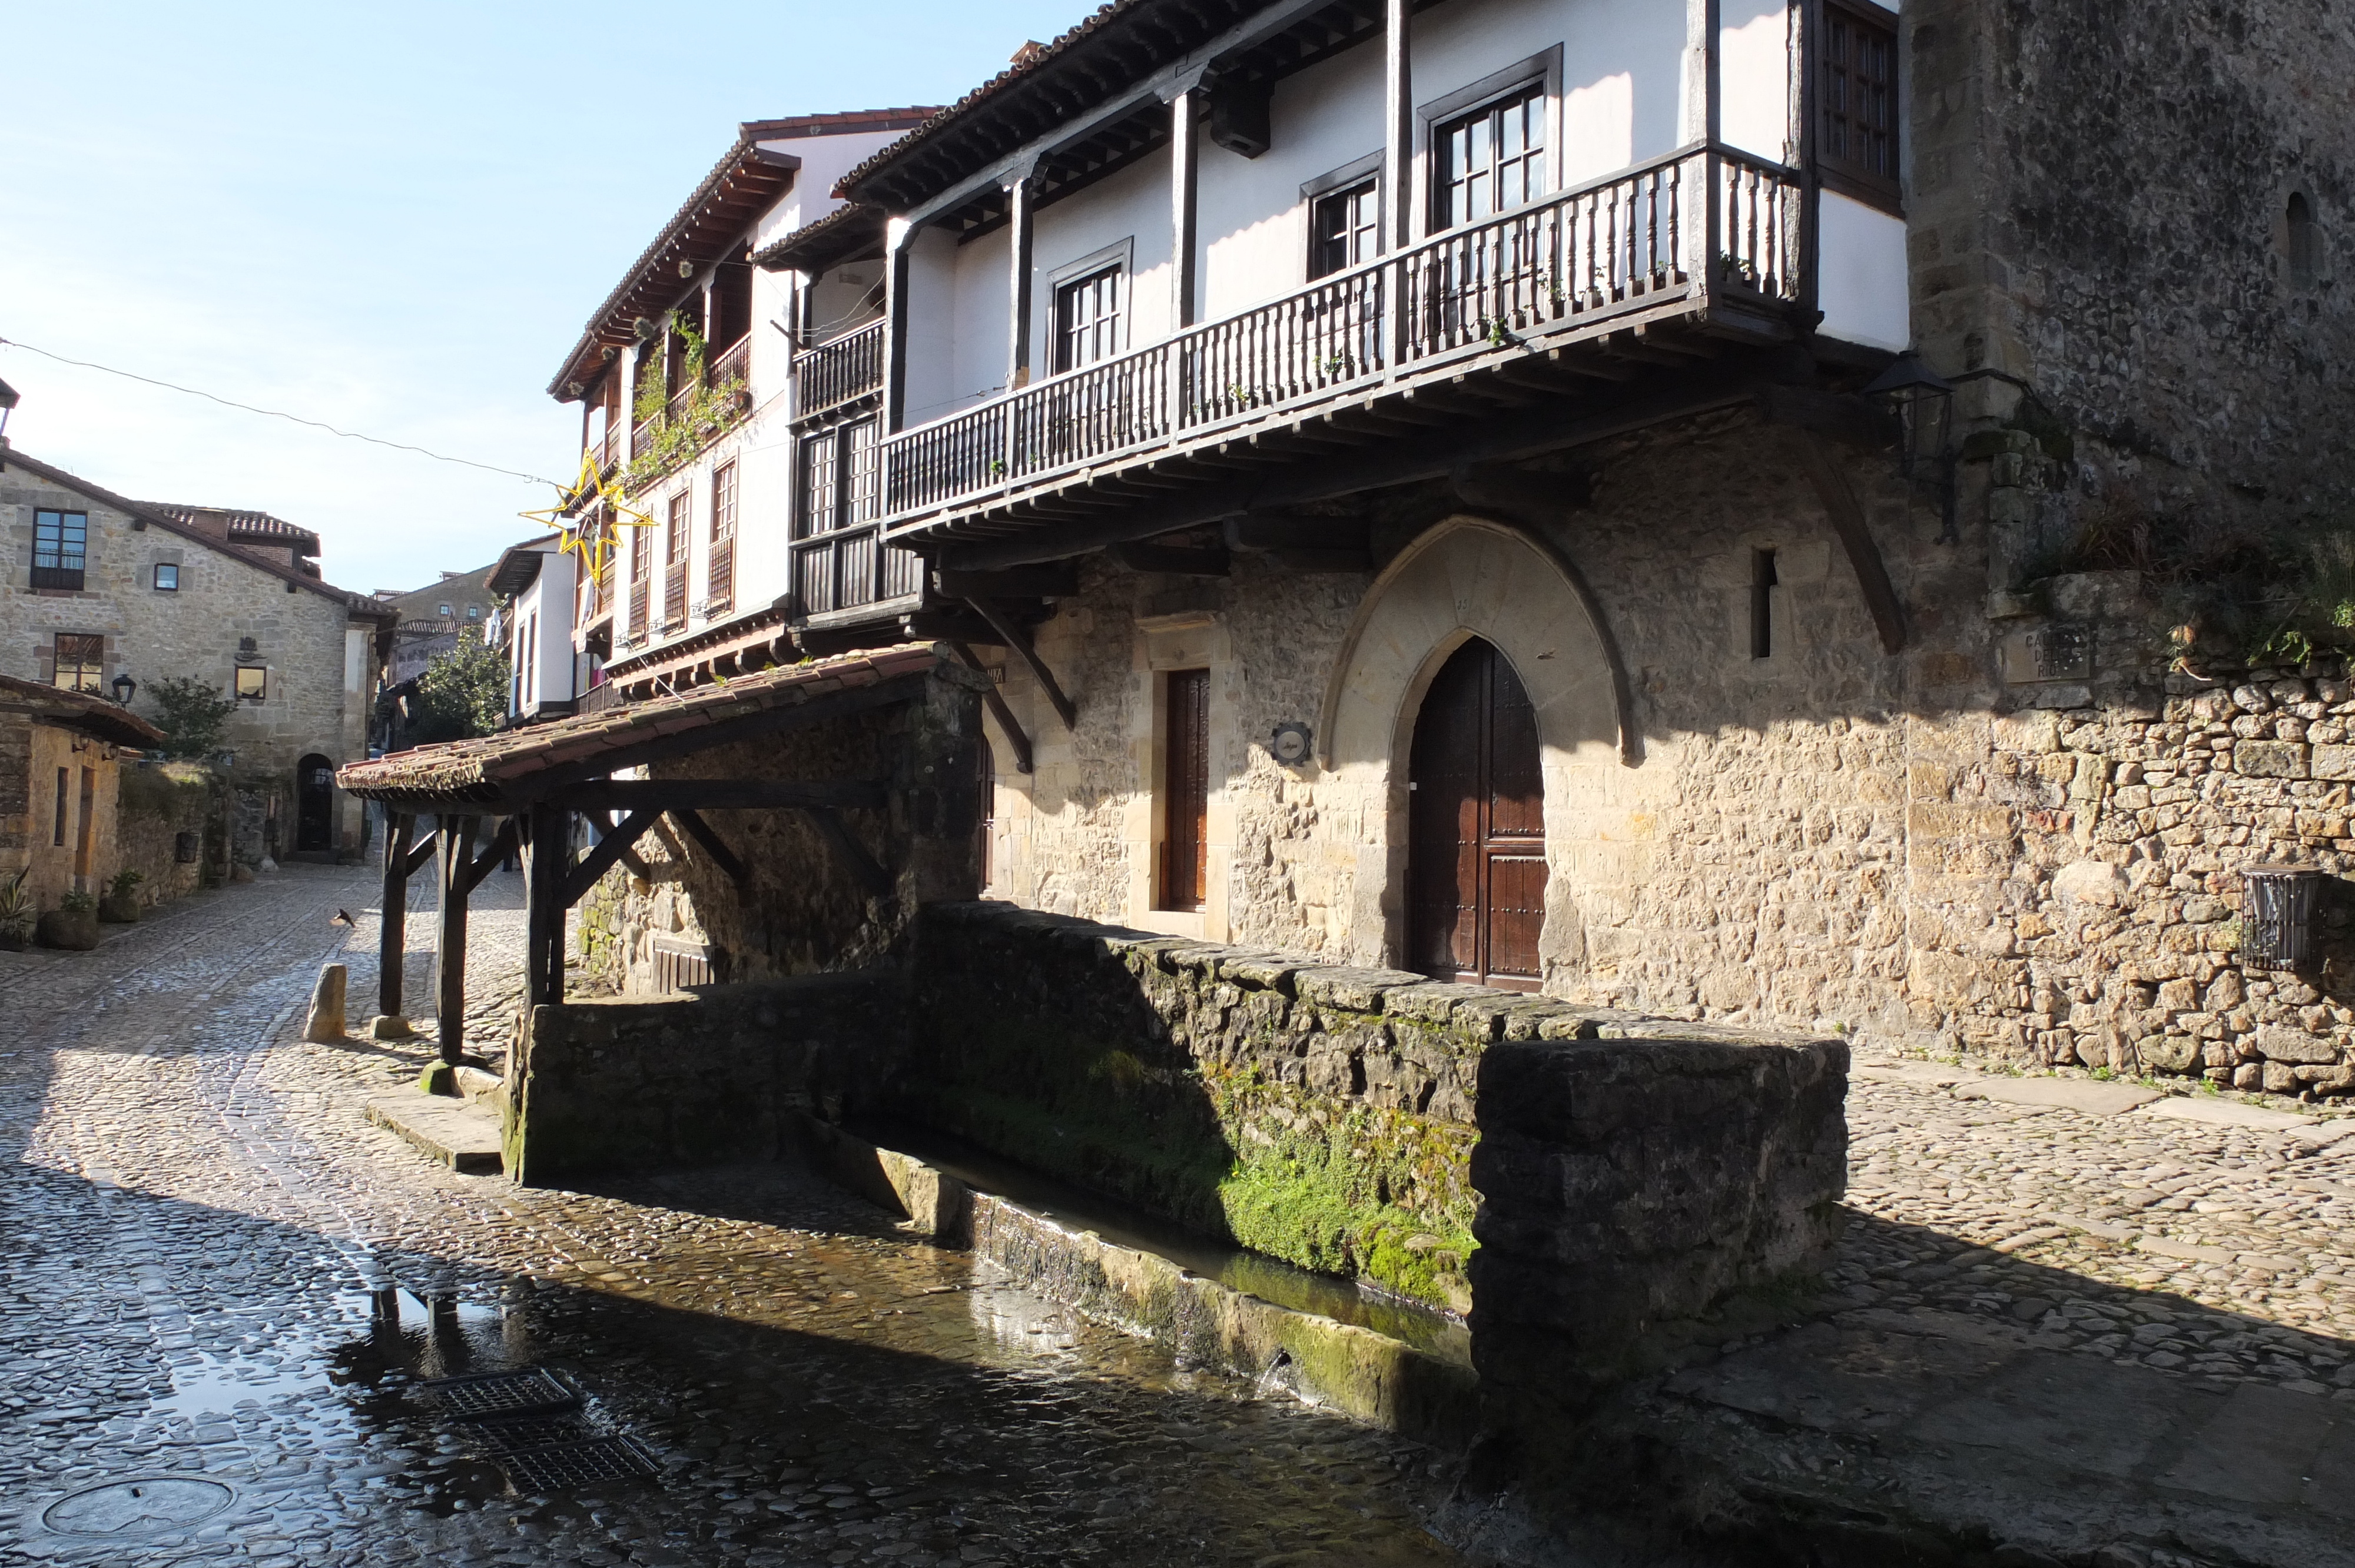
[99,868,145,924]
[37,890,101,952]
[0,869,31,952]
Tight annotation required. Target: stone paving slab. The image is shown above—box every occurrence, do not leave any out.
[365,1094,503,1173]
[2142,1095,2317,1131]
[1958,1076,2165,1114]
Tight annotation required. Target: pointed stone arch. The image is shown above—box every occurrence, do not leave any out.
[1312,515,1644,979]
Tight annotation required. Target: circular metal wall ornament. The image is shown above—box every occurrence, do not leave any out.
[1270,722,1314,768]
[41,1476,237,1537]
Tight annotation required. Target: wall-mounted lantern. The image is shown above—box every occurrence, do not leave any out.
[1863,351,1959,544]
[110,673,137,706]
[2243,865,2324,969]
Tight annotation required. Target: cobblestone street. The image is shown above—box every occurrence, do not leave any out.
[7,869,2355,1566]
[0,866,1457,1567]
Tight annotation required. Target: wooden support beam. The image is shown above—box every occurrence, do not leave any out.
[801,805,893,898]
[950,640,1034,775]
[1226,514,1369,552]
[1792,430,1908,654]
[546,779,888,814]
[400,833,437,880]
[432,815,478,1065]
[459,815,519,897]
[378,811,413,1021]
[934,564,1078,599]
[669,808,749,888]
[1109,542,1230,576]
[523,807,568,1009]
[1451,462,1593,517]
[1757,385,1900,451]
[563,809,659,906]
[965,597,1077,730]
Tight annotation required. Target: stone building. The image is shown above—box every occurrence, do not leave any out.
[0,671,165,913]
[379,562,500,688]
[0,446,394,865]
[534,0,2355,1099]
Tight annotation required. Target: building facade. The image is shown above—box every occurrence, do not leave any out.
[0,447,393,863]
[546,0,2355,1097]
[485,533,581,722]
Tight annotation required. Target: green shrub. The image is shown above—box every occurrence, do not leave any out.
[148,677,240,760]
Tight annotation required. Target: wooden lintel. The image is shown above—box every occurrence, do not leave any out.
[546,779,888,814]
[950,640,1034,775]
[1108,543,1230,576]
[563,808,659,906]
[669,808,749,889]
[966,598,1077,730]
[801,805,893,898]
[1792,430,1908,655]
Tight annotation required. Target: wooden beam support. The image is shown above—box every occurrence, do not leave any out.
[934,564,1079,599]
[1451,462,1593,517]
[1757,384,1900,451]
[951,640,1034,776]
[1792,429,1908,655]
[431,815,478,1065]
[563,809,659,907]
[523,807,568,1009]
[459,815,519,897]
[965,597,1077,730]
[669,808,749,888]
[401,833,437,880]
[1225,515,1369,552]
[801,805,893,898]
[545,779,889,814]
[1108,543,1230,576]
[378,811,413,1021]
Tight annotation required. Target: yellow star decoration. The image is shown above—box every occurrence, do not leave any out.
[519,449,656,582]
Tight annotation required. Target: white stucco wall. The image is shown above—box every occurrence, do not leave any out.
[1818,191,1912,350]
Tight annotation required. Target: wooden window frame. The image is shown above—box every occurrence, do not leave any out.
[1418,47,1562,238]
[1157,668,1211,913]
[52,633,105,694]
[153,562,180,591]
[1303,152,1384,279]
[708,460,738,614]
[1817,0,1902,212]
[54,767,69,846]
[32,509,88,591]
[1049,241,1131,376]
[662,491,692,630]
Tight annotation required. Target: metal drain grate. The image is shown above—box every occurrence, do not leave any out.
[498,1436,658,1492]
[467,1414,598,1454]
[418,1367,579,1421]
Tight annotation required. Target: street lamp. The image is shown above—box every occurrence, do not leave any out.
[1863,351,1959,543]
[110,673,137,706]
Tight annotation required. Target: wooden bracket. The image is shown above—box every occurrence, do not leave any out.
[399,833,437,880]
[1109,542,1230,576]
[1792,429,1907,655]
[950,640,1034,775]
[564,809,658,906]
[965,597,1077,731]
[669,808,749,889]
[459,816,519,896]
[801,805,893,898]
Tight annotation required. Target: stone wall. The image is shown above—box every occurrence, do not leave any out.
[901,901,1849,1324]
[573,665,985,994]
[505,974,897,1185]
[115,760,217,907]
[0,720,124,911]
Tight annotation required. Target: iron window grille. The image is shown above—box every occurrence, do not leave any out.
[52,633,104,693]
[32,510,87,590]
[2243,866,2323,970]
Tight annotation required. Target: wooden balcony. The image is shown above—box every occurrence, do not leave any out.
[791,320,885,422]
[788,522,926,620]
[882,144,1803,542]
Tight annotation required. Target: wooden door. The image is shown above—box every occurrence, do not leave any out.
[1161,669,1209,911]
[1408,639,1544,989]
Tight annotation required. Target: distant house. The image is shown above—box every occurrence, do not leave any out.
[0,444,393,866]
[485,533,582,722]
[0,671,167,913]
[379,563,500,689]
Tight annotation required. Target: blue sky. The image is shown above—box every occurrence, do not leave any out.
[0,1,1079,594]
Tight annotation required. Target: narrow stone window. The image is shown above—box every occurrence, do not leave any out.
[1750,548,1779,660]
[54,767,69,846]
[2287,192,2321,290]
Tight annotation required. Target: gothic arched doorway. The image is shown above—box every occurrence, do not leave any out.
[295,753,335,853]
[1407,638,1544,991]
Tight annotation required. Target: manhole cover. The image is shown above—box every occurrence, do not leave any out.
[42,1476,236,1537]
[499,1436,658,1493]
[419,1367,579,1420]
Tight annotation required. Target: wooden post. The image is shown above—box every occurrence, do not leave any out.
[883,222,913,433]
[523,808,569,1009]
[379,810,413,1019]
[1169,89,1199,331]
[432,813,477,1065]
[1686,0,1723,146]
[1006,169,1036,390]
[1382,0,1413,255]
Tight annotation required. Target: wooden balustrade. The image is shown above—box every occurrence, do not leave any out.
[791,320,885,420]
[788,524,925,617]
[879,145,1803,524]
[707,334,750,392]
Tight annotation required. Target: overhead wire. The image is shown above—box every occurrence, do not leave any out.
[0,334,563,488]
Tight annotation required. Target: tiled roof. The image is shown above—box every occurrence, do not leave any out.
[0,673,168,748]
[337,642,963,805]
[142,503,321,553]
[751,200,885,274]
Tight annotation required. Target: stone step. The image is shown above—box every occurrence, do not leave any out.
[453,1065,506,1111]
[367,1095,504,1175]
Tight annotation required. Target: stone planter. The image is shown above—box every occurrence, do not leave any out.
[98,895,142,925]
[37,909,101,951]
[0,929,27,952]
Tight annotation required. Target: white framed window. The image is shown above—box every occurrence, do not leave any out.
[1047,239,1132,374]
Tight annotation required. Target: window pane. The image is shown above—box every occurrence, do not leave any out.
[1310,179,1378,280]
[1054,264,1124,373]
[54,633,104,693]
[236,666,267,702]
[154,563,179,591]
[1434,84,1547,229]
